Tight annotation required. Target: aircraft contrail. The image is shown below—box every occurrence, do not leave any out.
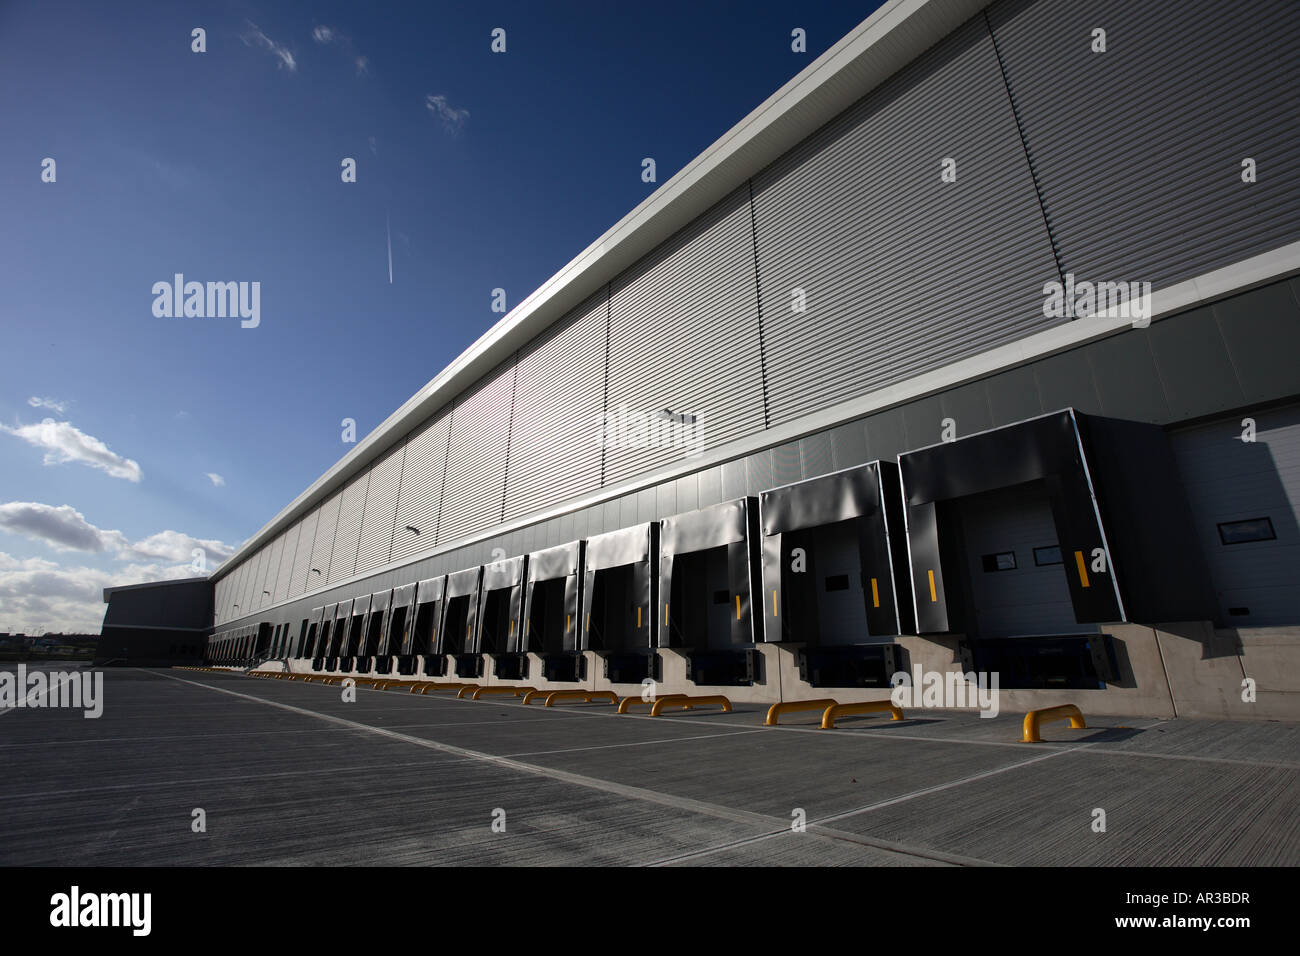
[386,211,393,284]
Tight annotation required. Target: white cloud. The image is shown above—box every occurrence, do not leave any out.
[0,558,207,635]
[0,418,143,482]
[27,396,68,414]
[242,21,297,71]
[0,501,234,566]
[312,25,335,44]
[313,24,367,75]
[206,472,225,487]
[426,94,470,133]
[0,503,129,553]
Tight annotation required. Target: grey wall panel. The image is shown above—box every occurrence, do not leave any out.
[1148,307,1247,420]
[989,0,1300,289]
[438,358,517,544]
[800,432,834,480]
[356,441,404,575]
[984,363,1044,427]
[675,473,699,514]
[504,291,607,521]
[863,407,907,462]
[769,441,800,487]
[273,521,300,603]
[830,420,869,471]
[1084,333,1170,424]
[746,448,776,496]
[392,408,452,561]
[939,381,994,438]
[901,395,946,452]
[1033,350,1104,417]
[722,459,747,500]
[753,16,1059,427]
[309,491,342,586]
[1212,282,1300,406]
[602,186,766,485]
[328,471,370,585]
[288,506,320,598]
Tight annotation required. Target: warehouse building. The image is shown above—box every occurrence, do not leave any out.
[111,0,1300,719]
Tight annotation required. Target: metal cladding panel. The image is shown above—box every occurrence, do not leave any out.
[288,507,320,598]
[481,555,526,592]
[753,16,1059,426]
[310,491,343,584]
[504,291,607,522]
[239,549,262,615]
[415,576,445,604]
[527,540,582,582]
[328,472,369,585]
[762,463,885,534]
[273,521,300,603]
[438,358,517,544]
[392,408,452,562]
[602,185,766,485]
[586,523,652,570]
[259,534,285,609]
[356,442,404,575]
[661,498,749,554]
[989,0,1300,289]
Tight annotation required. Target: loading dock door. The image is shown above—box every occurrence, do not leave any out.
[382,583,416,656]
[1170,403,1300,626]
[439,568,481,657]
[952,481,1093,638]
[581,524,656,654]
[760,461,909,645]
[523,541,583,654]
[476,556,526,655]
[659,498,760,651]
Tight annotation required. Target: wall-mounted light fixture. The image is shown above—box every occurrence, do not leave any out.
[405,525,420,535]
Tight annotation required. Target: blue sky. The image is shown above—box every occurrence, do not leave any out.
[0,0,881,632]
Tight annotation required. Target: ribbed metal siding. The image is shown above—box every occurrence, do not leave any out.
[438,358,518,544]
[988,0,1300,288]
[392,409,453,562]
[242,546,266,613]
[752,16,1059,426]
[603,185,765,485]
[260,533,285,608]
[310,490,343,583]
[328,472,370,585]
[273,522,299,603]
[288,506,320,598]
[356,442,404,575]
[504,291,608,521]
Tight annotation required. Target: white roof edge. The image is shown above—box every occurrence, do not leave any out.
[214,0,988,581]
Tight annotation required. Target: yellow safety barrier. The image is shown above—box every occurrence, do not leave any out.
[521,689,550,705]
[765,698,838,726]
[419,682,469,695]
[471,686,537,700]
[820,699,904,729]
[544,690,617,707]
[1022,704,1086,742]
[456,685,483,699]
[617,693,686,714]
[650,694,732,716]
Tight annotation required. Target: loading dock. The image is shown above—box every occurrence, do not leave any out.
[301,608,325,660]
[381,583,416,674]
[357,590,391,673]
[339,595,371,672]
[900,409,1214,687]
[311,603,337,669]
[658,498,763,686]
[581,524,659,685]
[521,541,587,682]
[325,600,351,670]
[477,555,529,680]
[405,577,445,676]
[759,462,910,688]
[440,568,482,678]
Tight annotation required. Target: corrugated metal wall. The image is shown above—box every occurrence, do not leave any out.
[212,0,1300,624]
[272,524,298,603]
[604,185,766,484]
[752,15,1059,427]
[310,491,343,584]
[437,358,518,544]
[288,507,319,599]
[392,409,453,561]
[356,441,404,575]
[503,290,608,522]
[988,0,1300,288]
[328,472,370,585]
